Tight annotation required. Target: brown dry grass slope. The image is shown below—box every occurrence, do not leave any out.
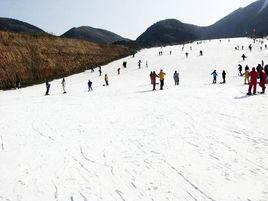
[0,31,132,89]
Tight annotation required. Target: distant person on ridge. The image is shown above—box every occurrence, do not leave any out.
[211,70,218,84]
[61,78,66,94]
[247,67,258,95]
[173,71,179,85]
[158,69,166,90]
[45,78,51,96]
[104,74,109,86]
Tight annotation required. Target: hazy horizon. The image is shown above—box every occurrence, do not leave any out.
[0,0,258,39]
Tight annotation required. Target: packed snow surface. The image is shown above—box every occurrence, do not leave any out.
[0,38,268,201]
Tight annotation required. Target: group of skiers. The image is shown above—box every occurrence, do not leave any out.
[149,70,179,90]
[239,63,268,95]
[211,70,226,84]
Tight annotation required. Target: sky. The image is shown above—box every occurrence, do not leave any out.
[0,0,258,39]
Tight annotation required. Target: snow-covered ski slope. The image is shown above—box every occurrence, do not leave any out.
[0,38,268,201]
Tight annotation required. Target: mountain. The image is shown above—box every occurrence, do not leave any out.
[137,19,202,46]
[61,26,128,44]
[137,0,268,46]
[0,17,45,34]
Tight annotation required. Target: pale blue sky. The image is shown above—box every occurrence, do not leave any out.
[0,0,257,39]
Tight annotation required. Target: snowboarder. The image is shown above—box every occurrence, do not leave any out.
[247,67,259,95]
[222,70,226,84]
[158,70,166,90]
[173,71,179,85]
[88,80,93,91]
[138,60,142,69]
[99,66,102,76]
[150,71,158,91]
[45,78,50,96]
[211,70,218,84]
[259,68,267,94]
[238,64,243,76]
[61,78,66,94]
[242,54,247,61]
[104,74,109,86]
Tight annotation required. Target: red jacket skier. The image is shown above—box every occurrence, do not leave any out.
[259,69,267,94]
[247,67,259,95]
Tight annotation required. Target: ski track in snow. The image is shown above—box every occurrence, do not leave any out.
[0,38,268,201]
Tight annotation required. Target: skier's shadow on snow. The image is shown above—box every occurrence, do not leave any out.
[136,89,155,93]
[234,95,250,99]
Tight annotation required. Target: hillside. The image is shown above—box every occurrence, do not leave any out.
[61,26,128,44]
[0,17,45,34]
[0,31,132,89]
[0,37,267,201]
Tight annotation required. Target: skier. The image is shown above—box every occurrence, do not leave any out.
[265,44,267,50]
[15,80,21,89]
[243,68,250,85]
[186,52,189,58]
[264,65,268,78]
[123,61,127,68]
[241,54,247,61]
[211,70,218,84]
[117,68,121,75]
[88,80,93,91]
[247,67,259,95]
[45,78,50,96]
[170,51,172,55]
[104,74,109,86]
[200,50,203,56]
[90,67,94,73]
[222,70,226,84]
[238,64,243,76]
[173,71,179,85]
[249,45,252,51]
[138,60,142,69]
[158,70,166,90]
[146,61,148,68]
[99,66,102,76]
[151,71,158,91]
[61,78,66,94]
[259,68,267,94]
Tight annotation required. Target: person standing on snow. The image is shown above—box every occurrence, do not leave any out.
[222,70,226,84]
[238,64,243,76]
[200,50,203,56]
[211,70,218,84]
[45,78,51,96]
[247,67,259,95]
[117,68,121,75]
[104,74,109,86]
[151,71,159,91]
[186,52,189,58]
[61,78,67,94]
[243,68,250,85]
[138,60,142,69]
[173,71,179,85]
[99,66,102,76]
[88,80,93,91]
[259,68,267,94]
[158,69,166,90]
